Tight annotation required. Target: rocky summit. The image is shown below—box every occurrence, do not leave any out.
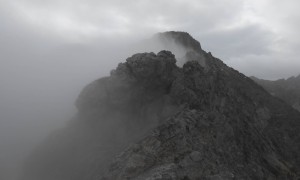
[21,32,300,180]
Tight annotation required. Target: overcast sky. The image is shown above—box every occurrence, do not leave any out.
[0,0,300,178]
[1,0,300,79]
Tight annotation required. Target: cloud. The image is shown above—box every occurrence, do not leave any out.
[199,24,274,59]
[2,0,298,79]
[4,0,244,41]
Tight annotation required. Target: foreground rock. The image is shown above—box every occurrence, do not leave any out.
[21,32,300,180]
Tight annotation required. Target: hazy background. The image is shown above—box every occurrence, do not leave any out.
[0,0,300,179]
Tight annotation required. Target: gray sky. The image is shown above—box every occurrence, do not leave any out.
[1,0,300,79]
[0,0,300,178]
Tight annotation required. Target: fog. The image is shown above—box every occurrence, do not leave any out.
[0,30,191,180]
[1,0,300,179]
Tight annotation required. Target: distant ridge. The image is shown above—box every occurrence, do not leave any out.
[251,75,300,112]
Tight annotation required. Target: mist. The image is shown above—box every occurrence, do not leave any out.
[1,0,300,179]
[0,28,192,180]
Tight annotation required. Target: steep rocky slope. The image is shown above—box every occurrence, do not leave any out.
[252,76,300,112]
[21,32,300,180]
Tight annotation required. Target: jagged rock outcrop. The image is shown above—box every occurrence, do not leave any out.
[252,75,300,112]
[21,32,300,180]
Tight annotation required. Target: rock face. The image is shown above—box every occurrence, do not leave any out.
[252,75,300,112]
[21,32,300,180]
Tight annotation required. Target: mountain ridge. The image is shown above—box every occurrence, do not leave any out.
[21,31,300,180]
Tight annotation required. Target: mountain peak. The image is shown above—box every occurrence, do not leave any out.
[21,32,300,180]
[156,31,202,52]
